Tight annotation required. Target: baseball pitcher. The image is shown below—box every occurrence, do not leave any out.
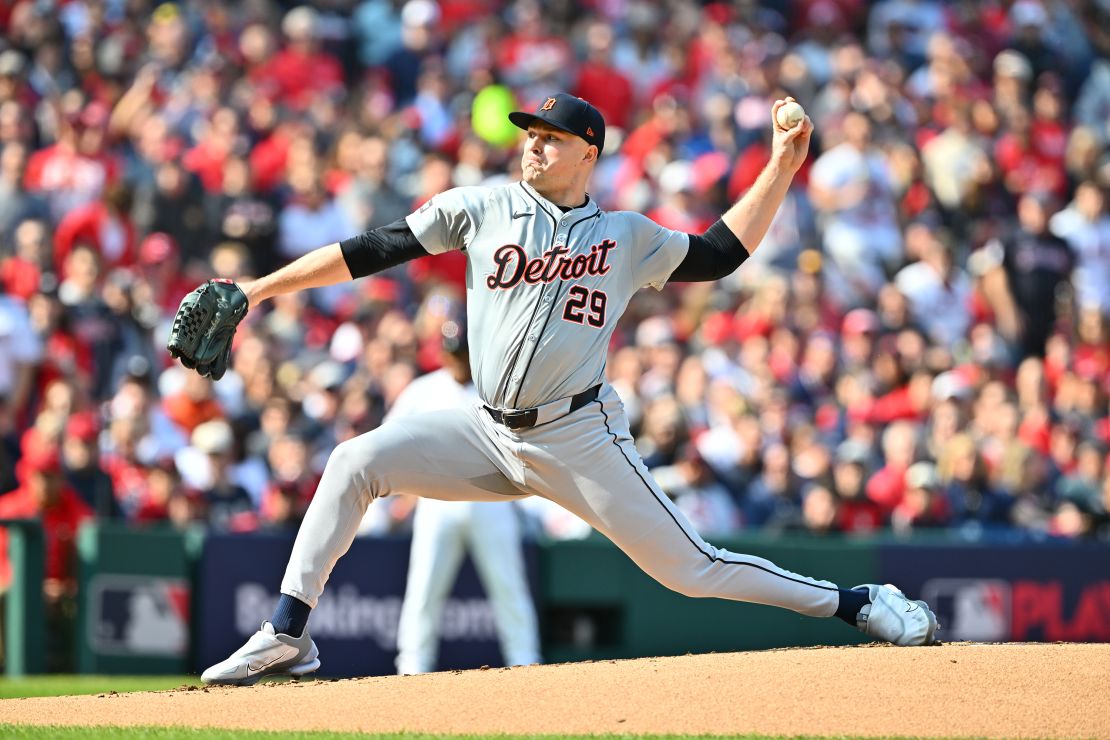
[174,94,938,686]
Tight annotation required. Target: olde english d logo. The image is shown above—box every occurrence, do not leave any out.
[541,97,557,111]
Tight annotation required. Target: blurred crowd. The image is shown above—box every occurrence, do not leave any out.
[2,0,1110,597]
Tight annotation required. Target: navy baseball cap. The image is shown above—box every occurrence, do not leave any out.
[509,93,606,153]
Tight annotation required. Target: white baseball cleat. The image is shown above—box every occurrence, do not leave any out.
[854,583,939,646]
[201,621,321,686]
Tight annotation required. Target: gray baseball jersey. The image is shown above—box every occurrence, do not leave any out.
[278,179,843,644]
[405,181,690,409]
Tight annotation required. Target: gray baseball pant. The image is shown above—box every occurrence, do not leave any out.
[281,384,840,617]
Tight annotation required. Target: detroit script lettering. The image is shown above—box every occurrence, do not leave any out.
[486,240,617,289]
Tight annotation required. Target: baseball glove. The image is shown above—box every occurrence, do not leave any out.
[166,279,249,380]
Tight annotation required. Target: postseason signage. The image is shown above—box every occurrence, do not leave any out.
[196,533,538,677]
[879,541,1110,642]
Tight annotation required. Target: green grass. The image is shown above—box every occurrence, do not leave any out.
[0,675,200,698]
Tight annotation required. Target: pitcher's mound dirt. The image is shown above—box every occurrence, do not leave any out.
[2,643,1107,737]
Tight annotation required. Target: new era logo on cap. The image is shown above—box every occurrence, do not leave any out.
[509,93,606,152]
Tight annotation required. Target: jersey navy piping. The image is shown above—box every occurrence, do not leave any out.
[499,183,561,406]
[511,209,603,408]
[592,397,839,593]
[517,181,559,222]
[499,185,559,406]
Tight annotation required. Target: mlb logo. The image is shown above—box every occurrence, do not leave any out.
[89,575,190,657]
[921,578,1011,641]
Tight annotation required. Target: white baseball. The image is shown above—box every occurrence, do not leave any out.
[776,101,805,130]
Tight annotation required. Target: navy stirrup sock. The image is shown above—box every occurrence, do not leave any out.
[271,594,312,637]
[834,587,870,625]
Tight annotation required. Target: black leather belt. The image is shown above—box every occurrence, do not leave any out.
[484,385,601,431]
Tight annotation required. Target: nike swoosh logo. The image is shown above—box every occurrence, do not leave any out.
[905,602,919,613]
[246,647,295,674]
[511,211,533,219]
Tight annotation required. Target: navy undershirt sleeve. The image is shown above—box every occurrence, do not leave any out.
[339,218,428,279]
[670,219,750,282]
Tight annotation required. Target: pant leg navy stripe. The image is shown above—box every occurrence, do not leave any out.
[592,398,838,593]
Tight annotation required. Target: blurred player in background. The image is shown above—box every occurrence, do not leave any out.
[390,317,540,674]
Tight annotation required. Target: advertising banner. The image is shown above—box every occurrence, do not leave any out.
[75,523,194,674]
[87,574,190,658]
[877,541,1110,642]
[196,533,539,677]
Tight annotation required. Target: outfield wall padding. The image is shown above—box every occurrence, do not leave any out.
[54,525,1110,677]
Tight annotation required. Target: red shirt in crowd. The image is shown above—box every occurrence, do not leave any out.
[994,129,1067,198]
[183,139,231,193]
[264,47,344,110]
[838,498,884,533]
[855,385,925,426]
[728,141,811,200]
[24,144,118,212]
[866,463,908,515]
[574,64,633,130]
[622,116,669,169]
[249,128,293,193]
[100,454,152,516]
[53,201,136,277]
[0,485,93,587]
[0,256,41,301]
[409,251,467,293]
